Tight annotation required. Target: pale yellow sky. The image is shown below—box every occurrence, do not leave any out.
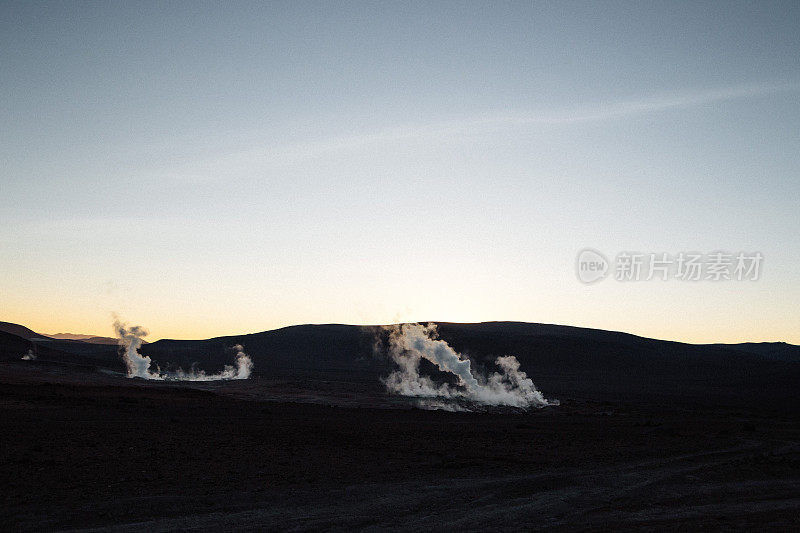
[4,263,797,345]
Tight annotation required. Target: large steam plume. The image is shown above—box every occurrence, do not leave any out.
[115,319,161,379]
[382,323,557,410]
[113,318,253,381]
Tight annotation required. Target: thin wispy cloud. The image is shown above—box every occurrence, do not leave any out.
[159,81,799,183]
[501,80,800,126]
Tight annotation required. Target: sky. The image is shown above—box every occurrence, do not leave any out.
[1,1,799,343]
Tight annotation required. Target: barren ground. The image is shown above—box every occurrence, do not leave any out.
[1,362,799,531]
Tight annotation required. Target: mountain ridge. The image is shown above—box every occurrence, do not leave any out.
[3,319,799,409]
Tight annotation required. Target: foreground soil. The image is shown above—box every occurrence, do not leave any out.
[1,365,799,531]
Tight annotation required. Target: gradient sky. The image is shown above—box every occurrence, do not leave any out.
[1,1,799,343]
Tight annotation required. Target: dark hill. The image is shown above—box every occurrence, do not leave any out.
[0,323,123,370]
[0,330,35,361]
[0,330,110,368]
[709,341,800,362]
[3,319,798,410]
[432,322,800,409]
[144,324,380,379]
[0,321,51,341]
[136,321,800,410]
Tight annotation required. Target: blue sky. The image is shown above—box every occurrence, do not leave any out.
[1,1,799,342]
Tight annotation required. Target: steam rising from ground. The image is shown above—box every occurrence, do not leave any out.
[21,349,36,361]
[175,344,253,381]
[115,320,158,379]
[114,318,252,381]
[382,323,557,410]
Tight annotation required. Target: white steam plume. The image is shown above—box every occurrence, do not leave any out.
[231,344,253,379]
[21,349,36,361]
[113,317,253,381]
[382,323,557,409]
[174,344,253,381]
[114,319,161,379]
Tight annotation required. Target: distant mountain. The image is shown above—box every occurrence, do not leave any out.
[84,336,123,345]
[45,333,121,345]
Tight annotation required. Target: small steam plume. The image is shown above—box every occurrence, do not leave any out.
[174,344,253,381]
[231,344,253,379]
[113,317,253,381]
[382,323,557,410]
[21,349,36,361]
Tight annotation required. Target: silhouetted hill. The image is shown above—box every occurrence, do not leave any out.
[3,319,798,410]
[0,321,122,368]
[0,321,51,341]
[709,341,800,362]
[0,323,122,370]
[0,331,34,361]
[135,321,800,410]
[0,330,112,368]
[430,322,800,408]
[144,324,379,378]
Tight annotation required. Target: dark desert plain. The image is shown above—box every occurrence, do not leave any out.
[1,320,799,531]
